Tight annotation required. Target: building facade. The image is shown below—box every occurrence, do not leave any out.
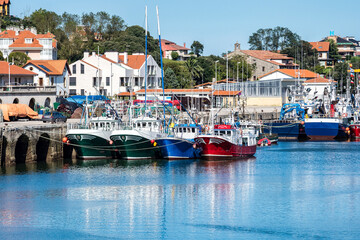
[0,0,10,17]
[310,41,333,67]
[23,60,71,96]
[227,42,297,81]
[0,29,57,60]
[324,36,356,60]
[161,39,192,61]
[69,51,162,97]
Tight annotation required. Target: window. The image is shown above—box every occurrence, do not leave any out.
[25,38,32,44]
[262,66,265,72]
[120,77,125,86]
[81,89,85,95]
[72,64,76,74]
[69,89,77,95]
[69,77,76,86]
[106,77,110,86]
[81,64,84,74]
[93,77,97,87]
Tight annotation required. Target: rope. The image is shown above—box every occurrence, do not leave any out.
[23,127,196,152]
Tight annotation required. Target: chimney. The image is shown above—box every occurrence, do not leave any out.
[184,43,186,47]
[92,52,96,56]
[104,51,119,63]
[124,52,128,64]
[84,51,89,59]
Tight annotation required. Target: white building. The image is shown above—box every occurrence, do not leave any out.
[23,60,71,96]
[69,51,162,97]
[0,29,57,60]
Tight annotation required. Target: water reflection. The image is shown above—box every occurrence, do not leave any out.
[0,142,360,239]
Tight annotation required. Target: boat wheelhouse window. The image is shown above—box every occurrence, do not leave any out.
[227,131,232,136]
[220,130,226,135]
[137,123,141,128]
[192,128,195,133]
[179,128,183,133]
[142,122,146,128]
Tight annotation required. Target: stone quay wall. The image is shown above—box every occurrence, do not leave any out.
[0,122,68,167]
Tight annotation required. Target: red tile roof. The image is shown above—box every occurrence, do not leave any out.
[136,89,212,94]
[118,92,136,96]
[0,30,57,49]
[0,0,10,5]
[0,61,37,75]
[24,60,69,76]
[309,42,330,52]
[195,79,237,88]
[259,69,318,79]
[161,39,191,51]
[212,90,241,96]
[241,50,293,60]
[305,77,336,83]
[119,55,146,69]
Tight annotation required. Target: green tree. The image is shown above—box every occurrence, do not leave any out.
[326,39,341,62]
[164,67,180,88]
[0,51,4,61]
[185,58,204,86]
[61,12,80,37]
[281,40,319,70]
[30,8,62,33]
[249,26,300,51]
[334,62,349,93]
[8,52,30,66]
[191,41,204,57]
[171,51,179,60]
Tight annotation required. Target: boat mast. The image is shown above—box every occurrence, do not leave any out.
[156,5,166,130]
[145,6,148,111]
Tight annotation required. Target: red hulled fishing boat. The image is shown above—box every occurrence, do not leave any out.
[195,124,257,161]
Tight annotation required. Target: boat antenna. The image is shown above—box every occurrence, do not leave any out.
[156,5,166,131]
[145,6,148,110]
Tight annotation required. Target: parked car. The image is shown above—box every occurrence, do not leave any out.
[42,111,67,123]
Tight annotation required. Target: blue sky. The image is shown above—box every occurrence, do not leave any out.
[12,0,360,55]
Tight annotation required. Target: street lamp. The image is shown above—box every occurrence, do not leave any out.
[215,60,219,82]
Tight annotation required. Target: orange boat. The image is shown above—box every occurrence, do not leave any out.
[0,104,39,121]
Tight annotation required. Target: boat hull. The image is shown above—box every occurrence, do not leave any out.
[263,121,305,140]
[305,119,339,141]
[66,133,114,159]
[110,131,161,160]
[195,136,256,161]
[156,138,201,160]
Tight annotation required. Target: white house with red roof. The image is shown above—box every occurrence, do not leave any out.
[0,29,57,60]
[68,51,161,97]
[23,60,71,96]
[0,61,37,87]
[161,39,192,61]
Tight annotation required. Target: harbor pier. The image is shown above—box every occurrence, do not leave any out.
[0,121,68,166]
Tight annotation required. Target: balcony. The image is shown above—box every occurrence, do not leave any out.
[0,85,57,93]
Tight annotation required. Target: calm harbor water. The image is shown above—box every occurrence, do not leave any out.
[1,141,360,239]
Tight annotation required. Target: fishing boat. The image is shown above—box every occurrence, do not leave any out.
[66,116,119,159]
[156,124,202,160]
[110,117,164,160]
[195,124,257,161]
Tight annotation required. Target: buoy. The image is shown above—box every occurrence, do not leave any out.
[62,137,68,143]
[153,142,157,147]
[109,140,114,145]
[346,127,350,131]
[151,139,155,144]
[193,143,197,149]
[300,121,305,125]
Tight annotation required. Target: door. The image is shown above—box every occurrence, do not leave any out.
[39,78,43,86]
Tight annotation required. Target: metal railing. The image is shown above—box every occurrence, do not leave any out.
[0,85,57,93]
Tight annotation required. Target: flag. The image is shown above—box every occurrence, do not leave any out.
[350,68,355,78]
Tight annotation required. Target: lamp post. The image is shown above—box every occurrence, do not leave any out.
[237,62,240,91]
